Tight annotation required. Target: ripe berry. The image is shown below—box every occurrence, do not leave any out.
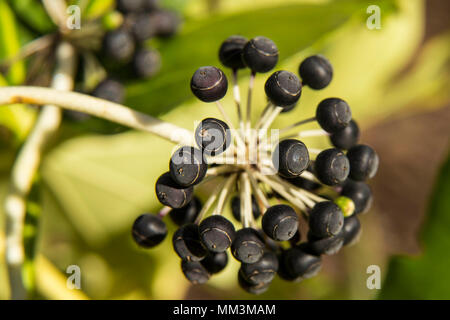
[242,36,278,73]
[287,176,321,191]
[314,148,350,185]
[347,144,379,181]
[231,228,265,263]
[342,216,361,246]
[281,247,322,280]
[155,172,193,208]
[150,10,180,38]
[191,66,228,102]
[330,119,360,150]
[298,55,333,90]
[306,232,344,255]
[195,118,231,156]
[173,224,207,261]
[218,35,247,70]
[265,71,302,107]
[289,229,302,246]
[316,98,352,133]
[199,215,236,252]
[103,29,135,63]
[341,179,372,214]
[231,196,261,222]
[92,78,125,104]
[273,139,310,179]
[132,214,167,248]
[309,201,344,238]
[238,272,270,295]
[169,197,202,226]
[143,0,159,11]
[169,146,207,187]
[240,251,279,285]
[181,260,210,284]
[201,252,228,274]
[133,48,161,78]
[126,13,157,41]
[117,0,144,13]
[262,204,298,241]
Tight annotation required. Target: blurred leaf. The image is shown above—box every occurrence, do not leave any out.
[7,0,55,34]
[379,153,450,299]
[0,104,37,144]
[84,0,114,20]
[0,0,26,84]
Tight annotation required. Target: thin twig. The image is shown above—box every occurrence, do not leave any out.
[279,116,316,135]
[239,172,252,228]
[213,174,237,214]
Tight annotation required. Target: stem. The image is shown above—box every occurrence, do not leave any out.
[255,102,273,129]
[205,165,240,177]
[42,0,69,32]
[0,87,194,146]
[282,129,329,140]
[239,172,252,228]
[232,69,244,131]
[279,116,316,135]
[195,179,227,223]
[4,42,76,299]
[215,101,245,150]
[246,170,270,209]
[158,206,171,218]
[214,174,237,214]
[258,106,283,140]
[246,71,256,130]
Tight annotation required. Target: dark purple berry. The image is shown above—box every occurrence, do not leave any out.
[181,260,209,284]
[242,37,278,73]
[218,35,247,70]
[133,48,161,78]
[265,71,302,107]
[330,119,360,150]
[240,251,278,285]
[316,98,352,133]
[150,10,180,37]
[342,215,361,246]
[103,29,135,63]
[169,146,207,187]
[238,272,270,295]
[306,232,344,256]
[309,201,344,238]
[195,118,231,156]
[341,179,372,214]
[173,223,207,261]
[91,78,125,104]
[199,215,236,252]
[262,204,298,241]
[132,214,167,248]
[273,139,310,178]
[231,228,265,263]
[201,252,228,274]
[117,0,145,13]
[191,66,228,102]
[169,197,202,226]
[155,172,193,208]
[281,246,322,280]
[347,144,379,181]
[299,55,333,90]
[314,148,350,185]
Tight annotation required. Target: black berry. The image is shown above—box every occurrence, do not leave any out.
[181,260,209,284]
[173,224,207,261]
[262,204,298,241]
[117,0,144,13]
[281,247,322,280]
[316,98,352,133]
[342,215,361,246]
[330,119,360,150]
[219,35,247,70]
[231,228,265,263]
[191,66,228,102]
[341,179,372,214]
[347,144,379,181]
[273,139,310,178]
[103,29,135,63]
[132,214,167,248]
[126,13,157,41]
[169,197,202,226]
[238,272,270,295]
[199,215,236,252]
[133,48,161,78]
[169,146,207,187]
[155,172,193,208]
[231,196,261,222]
[240,251,278,285]
[195,118,231,156]
[314,148,350,185]
[242,36,278,73]
[306,232,344,255]
[299,55,333,90]
[150,10,180,38]
[201,252,228,274]
[265,71,302,107]
[309,201,344,238]
[92,78,125,104]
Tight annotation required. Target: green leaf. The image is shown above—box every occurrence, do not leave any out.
[379,153,450,299]
[0,0,26,84]
[84,0,114,20]
[7,0,55,34]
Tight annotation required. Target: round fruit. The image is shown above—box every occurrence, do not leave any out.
[155,172,193,208]
[132,214,167,248]
[262,204,298,241]
[316,98,352,133]
[298,55,333,90]
[265,71,302,107]
[190,66,228,102]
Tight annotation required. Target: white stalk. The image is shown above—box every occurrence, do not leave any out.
[213,174,237,214]
[239,172,252,228]
[279,116,316,135]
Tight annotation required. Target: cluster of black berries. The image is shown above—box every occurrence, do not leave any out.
[90,0,180,104]
[131,35,379,294]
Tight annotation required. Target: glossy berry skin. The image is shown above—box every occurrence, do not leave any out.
[347,144,379,181]
[273,139,310,179]
[219,35,247,70]
[169,197,202,226]
[132,214,167,248]
[117,0,144,13]
[342,216,361,246]
[330,120,360,150]
[309,201,344,238]
[288,176,321,191]
[242,36,278,73]
[173,224,207,261]
[231,228,265,264]
[298,55,333,90]
[306,232,344,256]
[262,204,298,241]
[314,148,350,186]
[92,78,125,104]
[191,66,228,102]
[281,247,322,280]
[201,252,228,274]
[155,172,193,208]
[169,146,207,187]
[316,98,352,133]
[103,29,135,63]
[195,118,231,156]
[240,251,279,285]
[150,10,180,38]
[133,48,161,78]
[199,215,236,252]
[181,260,210,284]
[238,272,270,295]
[265,71,302,107]
[341,179,372,214]
[231,196,261,222]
